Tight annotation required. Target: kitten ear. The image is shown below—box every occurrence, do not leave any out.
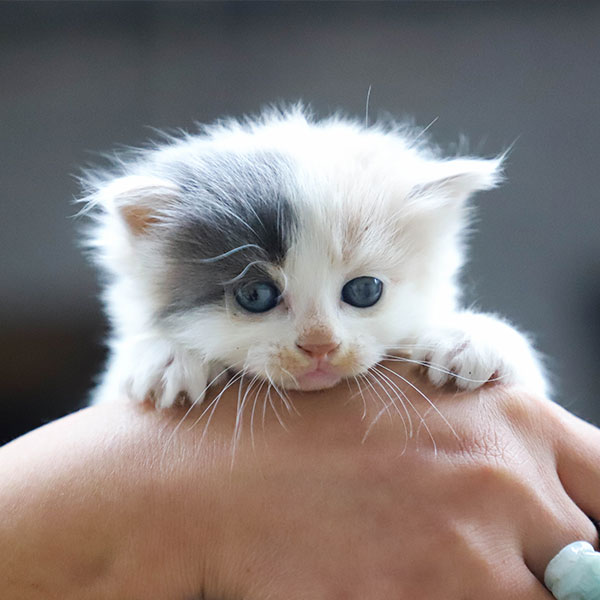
[100,175,180,235]
[408,158,503,207]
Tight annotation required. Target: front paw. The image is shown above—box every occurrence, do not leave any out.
[115,338,209,408]
[413,329,500,391]
[412,313,546,394]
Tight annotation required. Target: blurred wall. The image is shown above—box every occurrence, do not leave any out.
[1,1,599,442]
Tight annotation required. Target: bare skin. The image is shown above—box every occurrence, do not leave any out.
[1,362,598,599]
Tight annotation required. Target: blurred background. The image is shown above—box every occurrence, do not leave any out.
[1,1,599,443]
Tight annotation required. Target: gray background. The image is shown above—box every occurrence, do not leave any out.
[1,1,599,442]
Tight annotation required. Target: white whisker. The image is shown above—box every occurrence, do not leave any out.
[362,402,391,444]
[365,370,398,419]
[384,343,440,351]
[222,259,270,285]
[370,365,413,439]
[231,370,249,462]
[412,115,439,143]
[192,370,246,446]
[161,362,239,458]
[382,354,503,385]
[279,366,298,389]
[357,373,394,443]
[361,371,393,422]
[352,375,368,420]
[250,377,267,452]
[262,381,269,433]
[379,363,460,444]
[266,382,288,432]
[187,243,264,264]
[231,371,263,465]
[279,269,289,296]
[368,368,406,421]
[370,365,437,453]
[367,369,409,447]
[272,368,300,416]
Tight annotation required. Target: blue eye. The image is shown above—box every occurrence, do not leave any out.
[341,276,383,308]
[235,281,280,313]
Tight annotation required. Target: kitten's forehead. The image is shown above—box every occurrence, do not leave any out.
[289,172,406,275]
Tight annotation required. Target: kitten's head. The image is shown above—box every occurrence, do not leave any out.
[86,108,501,390]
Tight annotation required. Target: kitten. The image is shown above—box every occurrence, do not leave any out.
[83,107,547,409]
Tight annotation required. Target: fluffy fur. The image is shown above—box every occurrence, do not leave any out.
[82,107,547,408]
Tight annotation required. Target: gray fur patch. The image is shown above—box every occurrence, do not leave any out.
[156,151,298,314]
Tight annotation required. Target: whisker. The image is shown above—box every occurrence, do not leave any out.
[382,354,503,385]
[414,405,437,441]
[270,369,300,416]
[361,402,391,444]
[357,372,394,443]
[379,363,460,443]
[189,368,241,430]
[371,365,438,454]
[370,365,413,439]
[352,375,368,420]
[270,383,292,417]
[277,383,298,416]
[181,243,264,264]
[262,381,269,433]
[279,269,289,296]
[279,366,299,389]
[232,370,250,459]
[383,344,440,351]
[193,370,246,445]
[361,371,393,422]
[162,362,238,455]
[367,368,410,446]
[367,369,404,419]
[221,259,270,285]
[412,115,439,143]
[231,371,262,465]
[266,382,288,432]
[250,377,267,453]
[265,370,291,414]
[265,368,290,413]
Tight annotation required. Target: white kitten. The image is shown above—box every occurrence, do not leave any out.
[82,107,547,408]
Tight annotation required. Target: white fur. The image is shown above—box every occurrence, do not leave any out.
[84,108,547,407]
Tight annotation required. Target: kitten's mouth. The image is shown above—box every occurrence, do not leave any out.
[294,368,342,391]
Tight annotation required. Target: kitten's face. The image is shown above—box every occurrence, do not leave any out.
[95,113,499,390]
[164,198,428,391]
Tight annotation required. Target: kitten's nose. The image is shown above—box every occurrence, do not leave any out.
[296,341,340,359]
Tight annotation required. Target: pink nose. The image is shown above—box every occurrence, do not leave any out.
[296,341,340,359]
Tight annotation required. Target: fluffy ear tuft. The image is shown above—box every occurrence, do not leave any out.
[99,175,180,235]
[408,157,503,207]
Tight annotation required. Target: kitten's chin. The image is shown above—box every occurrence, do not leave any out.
[294,371,342,391]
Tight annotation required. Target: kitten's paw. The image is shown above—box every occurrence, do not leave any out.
[115,338,209,408]
[412,313,547,395]
[413,329,501,391]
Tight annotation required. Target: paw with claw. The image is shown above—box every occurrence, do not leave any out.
[412,312,547,396]
[98,336,209,408]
